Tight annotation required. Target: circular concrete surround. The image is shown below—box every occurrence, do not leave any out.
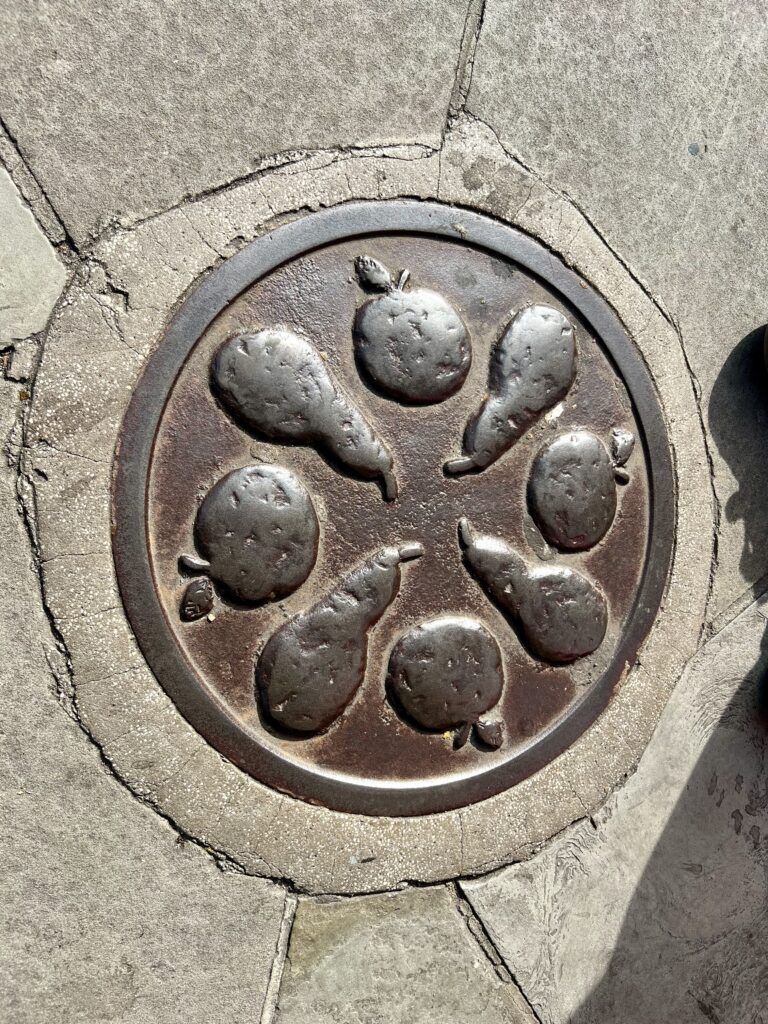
[30,124,713,894]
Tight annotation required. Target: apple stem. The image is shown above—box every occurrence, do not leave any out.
[179,553,210,575]
[396,269,410,291]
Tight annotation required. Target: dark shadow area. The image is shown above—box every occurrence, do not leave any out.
[710,327,768,593]
[569,329,768,1023]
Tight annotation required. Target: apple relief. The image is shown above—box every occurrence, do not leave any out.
[353,255,471,405]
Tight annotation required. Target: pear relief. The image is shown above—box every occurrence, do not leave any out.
[212,328,398,500]
[256,542,423,734]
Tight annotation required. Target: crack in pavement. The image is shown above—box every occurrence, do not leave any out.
[446,0,488,130]
[452,882,544,1022]
[91,140,438,252]
[259,892,298,1024]
[0,113,80,257]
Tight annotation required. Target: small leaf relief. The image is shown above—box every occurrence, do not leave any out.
[611,427,635,484]
[180,577,214,621]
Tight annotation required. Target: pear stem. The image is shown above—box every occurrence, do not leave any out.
[381,470,399,502]
[397,541,424,562]
[458,517,476,548]
[444,455,476,476]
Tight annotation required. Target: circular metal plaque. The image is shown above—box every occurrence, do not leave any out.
[113,200,674,817]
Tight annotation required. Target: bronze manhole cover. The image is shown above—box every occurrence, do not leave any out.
[113,201,674,816]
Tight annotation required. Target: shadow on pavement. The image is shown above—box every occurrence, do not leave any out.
[569,328,768,1023]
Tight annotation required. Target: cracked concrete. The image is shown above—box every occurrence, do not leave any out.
[1,169,289,1023]
[274,887,536,1023]
[461,593,768,1024]
[2,3,767,1019]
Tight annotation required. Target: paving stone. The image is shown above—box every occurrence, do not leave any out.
[0,1,467,243]
[0,165,65,346]
[461,594,768,1024]
[468,0,768,621]
[275,887,536,1023]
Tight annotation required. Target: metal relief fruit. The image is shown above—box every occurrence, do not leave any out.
[387,616,505,749]
[180,464,319,606]
[459,519,607,663]
[445,305,576,475]
[257,542,423,734]
[528,428,636,550]
[212,327,398,500]
[353,255,471,404]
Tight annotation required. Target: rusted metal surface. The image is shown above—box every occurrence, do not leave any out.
[112,200,674,816]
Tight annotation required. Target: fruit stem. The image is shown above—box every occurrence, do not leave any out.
[444,455,476,476]
[179,553,211,574]
[381,470,399,502]
[396,541,424,562]
[396,269,410,291]
[458,517,476,548]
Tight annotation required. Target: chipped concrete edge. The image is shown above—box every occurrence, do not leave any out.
[20,116,714,896]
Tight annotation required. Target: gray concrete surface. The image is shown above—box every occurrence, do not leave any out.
[0,1,467,243]
[2,1,767,1020]
[0,165,65,346]
[275,887,536,1023]
[0,173,287,1024]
